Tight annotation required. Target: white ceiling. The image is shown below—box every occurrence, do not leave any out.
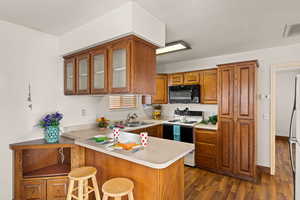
[134,0,300,64]
[1,0,300,64]
[0,0,129,35]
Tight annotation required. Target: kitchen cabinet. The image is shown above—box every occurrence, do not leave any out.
[167,69,217,104]
[108,39,131,93]
[217,60,257,181]
[63,35,157,95]
[21,178,68,200]
[22,179,46,200]
[131,125,163,138]
[64,58,76,95]
[76,53,90,94]
[201,69,218,104]
[168,73,184,85]
[195,128,218,170]
[90,47,108,94]
[184,71,199,84]
[142,74,168,104]
[46,178,69,200]
[218,118,234,173]
[153,74,168,104]
[10,141,84,200]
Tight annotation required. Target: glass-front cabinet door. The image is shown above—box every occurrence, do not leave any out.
[64,58,76,95]
[76,54,90,94]
[90,48,108,94]
[109,40,130,93]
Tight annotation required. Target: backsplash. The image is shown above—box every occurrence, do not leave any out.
[160,104,218,120]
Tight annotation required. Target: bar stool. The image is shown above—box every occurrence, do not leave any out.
[102,177,134,200]
[67,166,101,200]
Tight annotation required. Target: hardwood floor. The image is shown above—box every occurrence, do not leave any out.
[185,139,293,200]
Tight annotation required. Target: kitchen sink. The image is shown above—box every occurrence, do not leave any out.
[124,121,154,127]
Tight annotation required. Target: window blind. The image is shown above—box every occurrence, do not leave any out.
[109,95,137,109]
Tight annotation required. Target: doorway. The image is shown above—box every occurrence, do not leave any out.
[270,62,300,175]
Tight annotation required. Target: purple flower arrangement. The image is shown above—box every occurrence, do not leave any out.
[39,112,63,129]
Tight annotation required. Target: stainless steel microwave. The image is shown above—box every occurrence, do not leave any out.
[169,85,200,104]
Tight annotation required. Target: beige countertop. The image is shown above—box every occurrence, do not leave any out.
[194,123,218,130]
[73,131,194,169]
[61,119,217,169]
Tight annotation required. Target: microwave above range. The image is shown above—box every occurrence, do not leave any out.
[169,84,200,104]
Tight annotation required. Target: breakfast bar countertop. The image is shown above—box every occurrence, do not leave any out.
[64,128,194,169]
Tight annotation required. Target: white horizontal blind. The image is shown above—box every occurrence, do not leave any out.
[109,95,137,109]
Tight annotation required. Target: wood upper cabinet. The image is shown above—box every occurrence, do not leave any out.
[64,58,76,95]
[168,73,184,85]
[90,47,108,94]
[108,39,131,93]
[218,66,234,118]
[22,179,46,200]
[184,71,199,84]
[63,35,157,95]
[46,178,68,200]
[153,74,168,104]
[76,53,90,94]
[201,69,218,104]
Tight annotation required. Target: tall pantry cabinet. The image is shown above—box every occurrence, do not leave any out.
[217,60,257,181]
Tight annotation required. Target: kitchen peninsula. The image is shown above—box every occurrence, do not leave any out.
[10,126,194,200]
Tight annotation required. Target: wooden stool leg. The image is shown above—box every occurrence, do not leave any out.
[78,180,84,200]
[128,191,134,200]
[91,176,101,200]
[102,194,109,200]
[66,179,75,200]
[84,179,89,200]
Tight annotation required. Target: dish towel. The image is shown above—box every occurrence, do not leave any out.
[173,125,181,141]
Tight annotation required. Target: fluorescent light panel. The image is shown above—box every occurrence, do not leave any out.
[156,41,190,55]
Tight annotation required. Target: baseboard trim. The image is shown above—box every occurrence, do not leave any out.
[276,136,289,141]
[257,165,271,175]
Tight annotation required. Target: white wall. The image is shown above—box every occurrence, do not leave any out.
[275,69,300,137]
[59,1,165,55]
[158,43,300,167]
[0,20,59,199]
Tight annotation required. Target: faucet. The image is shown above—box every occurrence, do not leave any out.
[126,113,138,123]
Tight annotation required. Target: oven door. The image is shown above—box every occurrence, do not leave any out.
[169,85,200,103]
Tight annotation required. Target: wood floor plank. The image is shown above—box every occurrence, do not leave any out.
[184,139,293,200]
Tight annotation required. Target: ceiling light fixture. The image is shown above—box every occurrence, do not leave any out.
[156,40,191,55]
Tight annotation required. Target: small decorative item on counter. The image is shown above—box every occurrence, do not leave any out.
[199,119,209,124]
[152,104,162,120]
[199,115,218,125]
[208,115,218,125]
[96,117,109,130]
[38,112,63,143]
[140,132,149,147]
[113,128,121,142]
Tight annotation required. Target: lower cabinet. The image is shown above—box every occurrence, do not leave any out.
[47,178,69,200]
[21,177,68,200]
[195,128,218,170]
[131,125,163,138]
[22,179,46,200]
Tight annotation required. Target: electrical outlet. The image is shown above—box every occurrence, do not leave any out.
[81,109,87,116]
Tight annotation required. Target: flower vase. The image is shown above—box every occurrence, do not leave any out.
[44,126,60,143]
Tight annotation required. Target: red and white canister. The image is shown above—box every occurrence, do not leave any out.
[140,132,148,147]
[113,128,120,142]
